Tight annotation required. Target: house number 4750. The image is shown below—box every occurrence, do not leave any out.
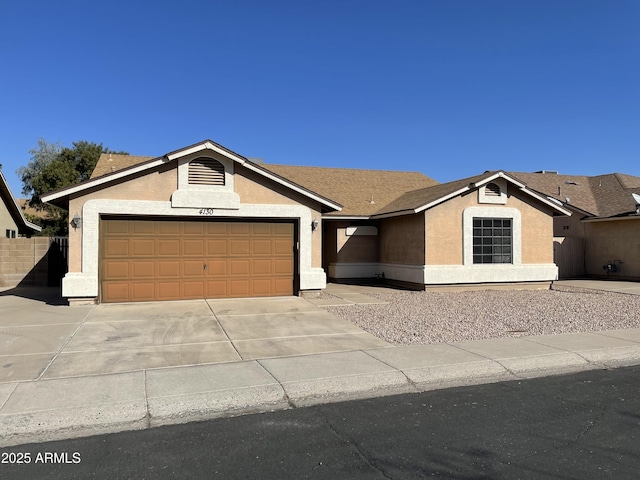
[199,208,215,215]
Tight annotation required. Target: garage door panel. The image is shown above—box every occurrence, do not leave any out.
[183,239,205,256]
[183,281,205,298]
[274,238,293,255]
[105,220,130,234]
[229,259,250,275]
[229,223,251,235]
[206,280,227,297]
[274,278,293,295]
[158,222,180,235]
[101,219,295,302]
[132,261,154,279]
[132,283,155,301]
[230,239,250,255]
[206,223,228,235]
[104,261,129,280]
[158,261,180,278]
[158,239,180,256]
[184,222,205,235]
[252,239,272,255]
[104,239,129,257]
[275,223,294,236]
[206,239,227,256]
[133,221,155,235]
[252,259,272,275]
[252,223,271,235]
[251,279,272,295]
[183,260,205,277]
[132,239,155,256]
[274,258,294,275]
[103,283,129,303]
[206,259,227,276]
[158,282,181,300]
[230,279,251,296]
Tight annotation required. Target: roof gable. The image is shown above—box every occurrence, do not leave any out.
[41,140,342,211]
[374,171,571,218]
[0,171,41,234]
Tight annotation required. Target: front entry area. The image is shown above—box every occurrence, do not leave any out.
[100,217,295,303]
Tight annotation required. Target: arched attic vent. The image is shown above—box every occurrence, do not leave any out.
[484,182,501,196]
[188,157,225,186]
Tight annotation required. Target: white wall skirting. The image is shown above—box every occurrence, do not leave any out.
[329,263,426,284]
[62,199,326,298]
[329,262,558,284]
[423,264,559,284]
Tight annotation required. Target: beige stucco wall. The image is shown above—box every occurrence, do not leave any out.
[379,214,425,265]
[336,225,379,264]
[425,187,555,265]
[584,219,640,279]
[0,202,19,236]
[553,206,586,238]
[67,162,325,273]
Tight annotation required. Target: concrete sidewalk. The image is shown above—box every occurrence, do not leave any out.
[2,327,640,447]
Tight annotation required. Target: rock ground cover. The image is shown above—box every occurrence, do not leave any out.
[325,285,640,345]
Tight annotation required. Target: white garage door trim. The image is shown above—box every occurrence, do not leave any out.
[62,199,326,298]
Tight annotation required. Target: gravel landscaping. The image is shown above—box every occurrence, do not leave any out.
[325,285,640,345]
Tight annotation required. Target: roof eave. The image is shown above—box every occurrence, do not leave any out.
[40,156,167,203]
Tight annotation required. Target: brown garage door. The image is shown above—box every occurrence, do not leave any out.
[100,218,295,303]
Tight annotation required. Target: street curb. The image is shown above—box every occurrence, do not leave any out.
[2,346,640,448]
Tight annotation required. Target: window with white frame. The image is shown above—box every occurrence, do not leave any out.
[472,218,512,264]
[463,206,521,266]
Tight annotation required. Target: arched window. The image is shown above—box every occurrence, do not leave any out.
[188,158,225,186]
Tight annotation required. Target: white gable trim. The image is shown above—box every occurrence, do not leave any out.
[42,140,342,211]
[41,157,168,202]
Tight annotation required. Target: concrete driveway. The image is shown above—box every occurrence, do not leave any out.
[0,287,389,382]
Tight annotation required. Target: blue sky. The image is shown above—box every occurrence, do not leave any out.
[1,0,638,197]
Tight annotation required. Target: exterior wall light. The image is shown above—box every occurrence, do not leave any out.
[311,218,319,231]
[70,213,82,230]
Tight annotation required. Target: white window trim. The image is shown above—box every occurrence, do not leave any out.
[463,206,521,265]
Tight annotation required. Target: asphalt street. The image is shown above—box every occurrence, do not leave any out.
[1,365,639,480]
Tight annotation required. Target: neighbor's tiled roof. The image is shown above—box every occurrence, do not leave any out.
[509,172,640,218]
[264,164,438,216]
[91,154,154,179]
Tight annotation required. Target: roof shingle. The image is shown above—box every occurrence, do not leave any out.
[263,164,438,216]
[509,172,640,218]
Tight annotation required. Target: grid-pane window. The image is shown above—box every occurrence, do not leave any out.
[472,218,512,264]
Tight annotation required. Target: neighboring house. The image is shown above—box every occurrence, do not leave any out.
[41,140,569,304]
[511,171,640,280]
[0,170,41,238]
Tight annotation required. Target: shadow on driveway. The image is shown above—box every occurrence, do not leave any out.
[0,286,67,306]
